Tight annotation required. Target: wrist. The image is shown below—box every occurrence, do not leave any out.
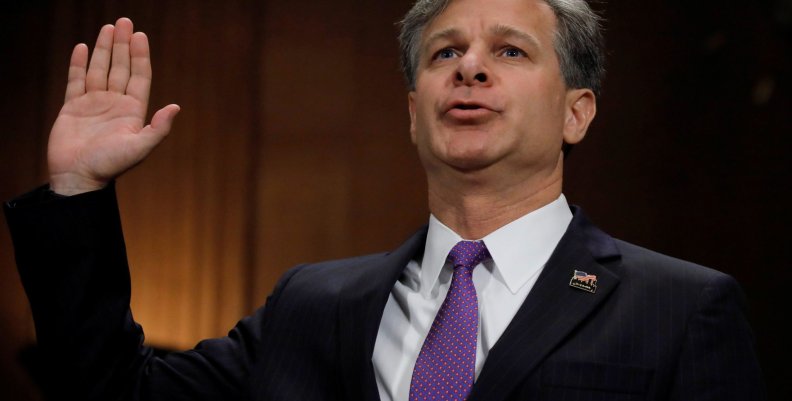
[49,173,108,196]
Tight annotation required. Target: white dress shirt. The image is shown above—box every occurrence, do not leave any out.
[372,194,573,401]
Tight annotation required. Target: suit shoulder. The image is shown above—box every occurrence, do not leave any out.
[270,226,427,303]
[292,251,390,279]
[302,252,390,270]
[273,251,390,294]
[611,238,735,288]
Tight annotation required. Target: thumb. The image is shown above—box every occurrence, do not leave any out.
[139,104,181,145]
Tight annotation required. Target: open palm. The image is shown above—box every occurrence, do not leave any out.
[48,18,179,195]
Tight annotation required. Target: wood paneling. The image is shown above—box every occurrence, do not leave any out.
[252,0,426,304]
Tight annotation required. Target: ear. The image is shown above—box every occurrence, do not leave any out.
[562,88,596,145]
[408,91,418,144]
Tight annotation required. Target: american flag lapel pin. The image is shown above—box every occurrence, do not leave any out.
[569,269,597,293]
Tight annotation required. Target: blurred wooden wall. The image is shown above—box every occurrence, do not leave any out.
[1,1,789,400]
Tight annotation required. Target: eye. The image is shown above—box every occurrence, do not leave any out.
[500,47,526,58]
[433,47,458,60]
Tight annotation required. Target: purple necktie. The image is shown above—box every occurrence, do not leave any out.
[409,240,491,401]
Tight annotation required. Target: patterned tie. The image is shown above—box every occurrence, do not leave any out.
[409,240,491,401]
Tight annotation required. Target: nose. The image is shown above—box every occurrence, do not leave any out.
[455,51,490,86]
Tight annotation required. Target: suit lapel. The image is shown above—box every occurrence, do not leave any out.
[337,227,428,401]
[469,207,622,401]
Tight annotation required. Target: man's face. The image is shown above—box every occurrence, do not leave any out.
[409,0,592,178]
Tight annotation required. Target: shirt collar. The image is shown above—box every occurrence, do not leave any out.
[420,194,573,295]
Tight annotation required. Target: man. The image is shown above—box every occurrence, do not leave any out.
[5,0,764,400]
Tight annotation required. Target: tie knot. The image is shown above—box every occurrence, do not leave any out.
[448,240,490,272]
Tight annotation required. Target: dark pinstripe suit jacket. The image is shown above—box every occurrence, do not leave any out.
[5,185,764,401]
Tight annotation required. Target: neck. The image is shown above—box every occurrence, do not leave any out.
[427,155,564,239]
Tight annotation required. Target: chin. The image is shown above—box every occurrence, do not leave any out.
[444,153,497,172]
[443,140,498,167]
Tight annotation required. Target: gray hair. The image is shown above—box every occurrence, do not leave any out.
[398,0,605,96]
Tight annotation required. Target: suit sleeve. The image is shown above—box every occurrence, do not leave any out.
[668,273,766,401]
[3,184,300,401]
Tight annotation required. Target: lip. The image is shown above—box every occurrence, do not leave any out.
[444,99,496,112]
[445,107,497,120]
[443,100,500,121]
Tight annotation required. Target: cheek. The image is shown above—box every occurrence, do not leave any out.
[505,88,568,155]
[519,82,566,127]
[413,99,438,140]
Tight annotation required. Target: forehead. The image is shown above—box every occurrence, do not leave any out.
[422,0,558,45]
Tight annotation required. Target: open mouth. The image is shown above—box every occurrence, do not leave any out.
[454,104,482,110]
[443,99,499,120]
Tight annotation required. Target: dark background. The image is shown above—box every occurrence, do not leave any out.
[1,0,789,399]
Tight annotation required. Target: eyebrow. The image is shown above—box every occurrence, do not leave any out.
[422,24,542,53]
[490,24,542,51]
[422,27,464,52]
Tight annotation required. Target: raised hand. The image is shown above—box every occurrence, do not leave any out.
[48,18,180,195]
